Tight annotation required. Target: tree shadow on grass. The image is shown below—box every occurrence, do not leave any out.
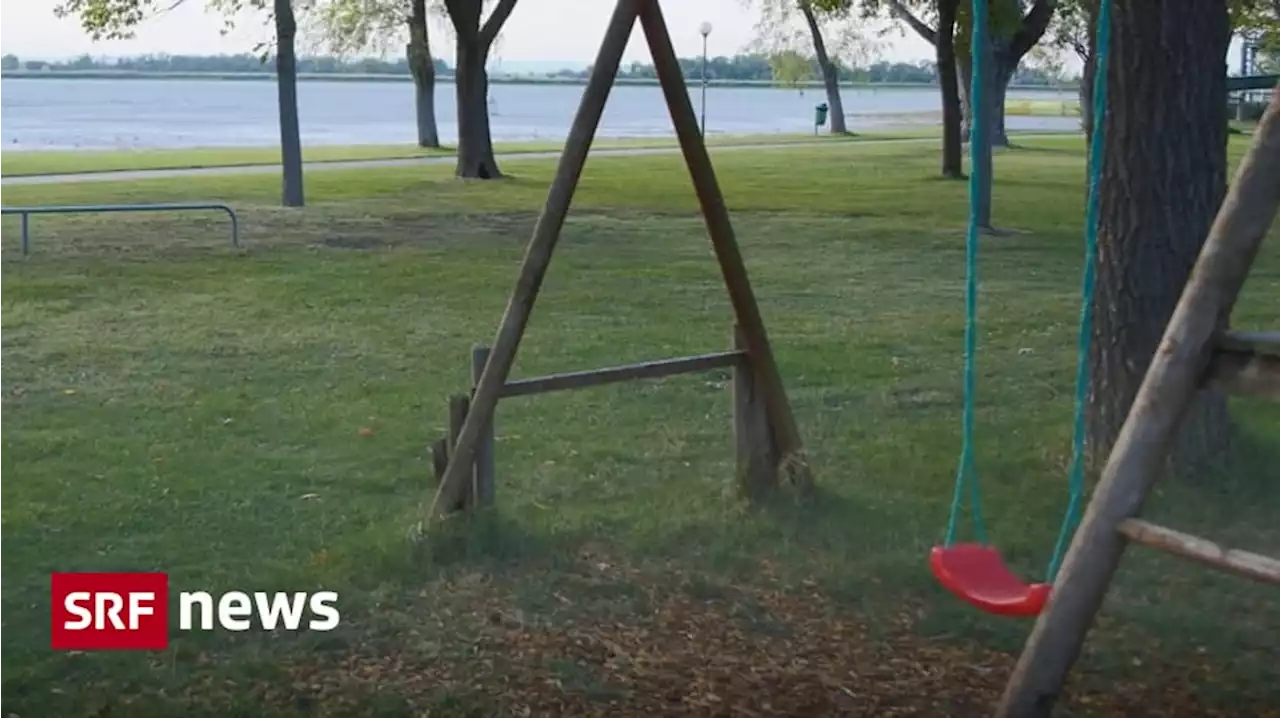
[630,482,933,598]
[407,508,588,573]
[1154,418,1280,531]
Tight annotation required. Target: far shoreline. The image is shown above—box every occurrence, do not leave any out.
[0,69,1080,92]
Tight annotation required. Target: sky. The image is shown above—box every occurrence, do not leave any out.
[0,0,940,69]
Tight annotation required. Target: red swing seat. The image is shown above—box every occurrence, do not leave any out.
[929,544,1051,617]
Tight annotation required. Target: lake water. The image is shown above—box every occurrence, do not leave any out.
[0,77,1079,151]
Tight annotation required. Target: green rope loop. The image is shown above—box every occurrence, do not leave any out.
[1046,0,1113,582]
[945,0,1114,582]
[945,0,993,548]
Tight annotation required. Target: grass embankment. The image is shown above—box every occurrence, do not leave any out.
[0,130,941,177]
[2,138,1277,717]
[1005,98,1080,116]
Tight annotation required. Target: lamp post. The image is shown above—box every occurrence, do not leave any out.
[699,21,712,136]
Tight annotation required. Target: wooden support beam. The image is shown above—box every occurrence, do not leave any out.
[1117,519,1280,586]
[446,394,471,511]
[1218,330,1280,355]
[996,87,1280,718]
[425,0,641,520]
[431,436,448,483]
[499,351,743,398]
[637,0,813,493]
[471,346,496,507]
[1206,348,1280,398]
[733,326,780,496]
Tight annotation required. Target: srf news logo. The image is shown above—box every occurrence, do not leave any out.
[51,572,340,650]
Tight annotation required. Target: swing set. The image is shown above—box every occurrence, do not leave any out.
[929,0,1280,712]
[926,0,1112,619]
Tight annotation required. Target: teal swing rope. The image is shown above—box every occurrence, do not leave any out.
[944,0,1114,583]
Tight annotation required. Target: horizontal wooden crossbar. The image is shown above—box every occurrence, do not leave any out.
[1117,518,1280,586]
[1218,330,1280,355]
[499,350,745,398]
[1207,331,1280,399]
[1207,352,1280,397]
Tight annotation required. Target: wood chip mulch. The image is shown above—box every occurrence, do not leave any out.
[255,549,1277,717]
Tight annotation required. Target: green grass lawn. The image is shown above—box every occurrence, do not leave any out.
[2,137,1277,717]
[0,129,943,177]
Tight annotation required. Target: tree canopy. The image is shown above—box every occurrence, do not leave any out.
[55,0,275,42]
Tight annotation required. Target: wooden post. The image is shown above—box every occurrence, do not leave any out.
[637,0,812,494]
[733,325,780,496]
[426,0,641,519]
[447,394,471,511]
[499,351,743,398]
[431,437,448,484]
[995,86,1280,718]
[471,346,496,507]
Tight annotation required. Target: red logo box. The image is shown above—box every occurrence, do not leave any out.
[51,572,170,650]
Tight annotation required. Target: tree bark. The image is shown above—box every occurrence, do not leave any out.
[274,0,304,207]
[407,0,440,149]
[937,0,964,178]
[799,1,848,134]
[1088,0,1234,472]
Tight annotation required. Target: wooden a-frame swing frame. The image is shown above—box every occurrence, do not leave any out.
[425,0,813,519]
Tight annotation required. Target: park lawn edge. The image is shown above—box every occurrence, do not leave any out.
[0,131,913,177]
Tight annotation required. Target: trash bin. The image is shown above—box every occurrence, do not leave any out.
[814,102,830,128]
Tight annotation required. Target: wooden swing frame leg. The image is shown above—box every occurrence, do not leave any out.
[424,0,810,521]
[995,88,1280,718]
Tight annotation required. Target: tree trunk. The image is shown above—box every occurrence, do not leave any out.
[800,1,848,134]
[988,52,1013,147]
[454,40,500,178]
[1079,50,1096,142]
[407,0,440,149]
[274,0,304,207]
[443,0,517,180]
[1077,0,1099,142]
[1088,0,1233,472]
[957,48,1013,148]
[937,0,964,178]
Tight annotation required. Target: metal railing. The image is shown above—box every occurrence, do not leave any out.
[1,202,240,256]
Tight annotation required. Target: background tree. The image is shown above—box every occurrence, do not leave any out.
[442,0,517,178]
[869,0,1054,146]
[55,0,307,206]
[310,0,444,148]
[1088,0,1234,469]
[273,0,305,206]
[1232,0,1280,53]
[768,49,819,88]
[812,0,978,177]
[1042,0,1097,139]
[935,0,964,177]
[751,0,871,135]
[1049,0,1280,143]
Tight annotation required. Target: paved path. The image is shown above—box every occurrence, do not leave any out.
[1,132,1076,187]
